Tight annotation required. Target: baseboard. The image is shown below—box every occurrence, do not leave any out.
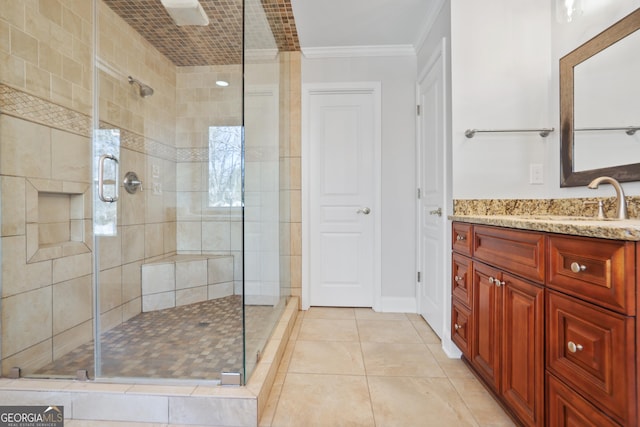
[379,297,417,313]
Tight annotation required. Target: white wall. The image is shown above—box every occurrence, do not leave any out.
[301,54,418,304]
[451,0,640,199]
[299,0,640,304]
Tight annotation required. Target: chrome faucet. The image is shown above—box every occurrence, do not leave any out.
[587,176,628,219]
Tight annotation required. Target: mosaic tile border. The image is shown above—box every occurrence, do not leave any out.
[177,147,210,163]
[0,84,92,137]
[0,84,176,162]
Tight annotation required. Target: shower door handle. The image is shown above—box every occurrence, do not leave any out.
[98,154,119,203]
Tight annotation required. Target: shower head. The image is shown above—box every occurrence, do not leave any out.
[128,76,154,98]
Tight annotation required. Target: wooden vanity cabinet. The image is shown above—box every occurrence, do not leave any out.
[546,234,637,427]
[547,289,634,426]
[451,222,639,427]
[453,224,545,426]
[451,253,472,357]
[500,272,544,426]
[471,260,544,415]
[451,225,474,359]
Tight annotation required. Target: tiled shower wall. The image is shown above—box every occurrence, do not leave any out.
[0,0,96,376]
[0,0,301,376]
[0,0,182,375]
[175,65,244,291]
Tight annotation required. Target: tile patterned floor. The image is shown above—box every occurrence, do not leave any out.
[35,295,277,381]
[34,307,515,426]
[259,307,516,427]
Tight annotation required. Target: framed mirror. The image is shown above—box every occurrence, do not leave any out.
[560,8,640,187]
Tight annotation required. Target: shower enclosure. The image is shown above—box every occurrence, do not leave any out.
[0,0,297,384]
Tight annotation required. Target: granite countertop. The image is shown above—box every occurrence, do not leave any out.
[449,214,640,241]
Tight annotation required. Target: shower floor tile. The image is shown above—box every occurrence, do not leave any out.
[35,295,274,381]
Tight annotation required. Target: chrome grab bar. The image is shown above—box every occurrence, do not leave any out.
[98,154,119,203]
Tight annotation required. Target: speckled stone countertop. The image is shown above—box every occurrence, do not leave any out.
[449,214,640,241]
[451,197,640,241]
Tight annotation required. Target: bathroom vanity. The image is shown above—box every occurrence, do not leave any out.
[450,216,640,427]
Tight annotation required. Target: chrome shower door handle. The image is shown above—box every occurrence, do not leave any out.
[357,207,371,215]
[98,154,119,203]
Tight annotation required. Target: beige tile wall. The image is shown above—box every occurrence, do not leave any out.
[0,114,93,376]
[0,0,181,375]
[0,0,93,114]
[279,51,301,302]
[175,65,244,289]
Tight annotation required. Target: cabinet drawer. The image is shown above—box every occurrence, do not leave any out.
[547,235,635,315]
[452,222,473,256]
[473,225,545,283]
[547,373,622,427]
[546,290,636,425]
[452,253,472,308]
[452,300,472,358]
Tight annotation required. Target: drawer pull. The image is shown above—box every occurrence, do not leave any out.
[454,323,463,330]
[489,277,505,287]
[456,234,466,241]
[570,262,586,273]
[567,341,584,353]
[454,275,463,282]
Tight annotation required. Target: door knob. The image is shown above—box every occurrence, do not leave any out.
[429,207,442,216]
[357,207,371,215]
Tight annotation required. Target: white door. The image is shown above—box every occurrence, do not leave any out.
[305,84,381,307]
[418,41,448,338]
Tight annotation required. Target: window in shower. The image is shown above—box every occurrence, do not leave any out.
[208,126,242,207]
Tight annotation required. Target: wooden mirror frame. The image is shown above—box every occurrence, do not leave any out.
[560,8,640,187]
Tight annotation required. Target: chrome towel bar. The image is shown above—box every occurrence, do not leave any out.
[465,128,554,138]
[575,126,639,136]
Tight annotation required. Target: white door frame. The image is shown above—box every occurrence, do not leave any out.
[415,38,459,357]
[301,82,382,311]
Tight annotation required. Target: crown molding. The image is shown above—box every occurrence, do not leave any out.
[414,0,446,50]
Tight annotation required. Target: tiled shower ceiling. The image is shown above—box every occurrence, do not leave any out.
[103,0,300,66]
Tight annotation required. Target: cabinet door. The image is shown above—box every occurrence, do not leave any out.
[547,235,635,315]
[547,290,636,425]
[547,373,622,427]
[473,225,545,283]
[452,253,472,308]
[452,300,472,358]
[472,262,502,390]
[452,222,473,256]
[501,273,544,426]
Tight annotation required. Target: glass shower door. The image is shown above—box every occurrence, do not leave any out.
[92,0,245,381]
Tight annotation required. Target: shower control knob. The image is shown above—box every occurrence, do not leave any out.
[123,171,143,194]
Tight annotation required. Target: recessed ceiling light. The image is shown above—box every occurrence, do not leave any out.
[216,80,229,87]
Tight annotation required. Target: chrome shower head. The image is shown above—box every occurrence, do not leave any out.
[128,76,154,98]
